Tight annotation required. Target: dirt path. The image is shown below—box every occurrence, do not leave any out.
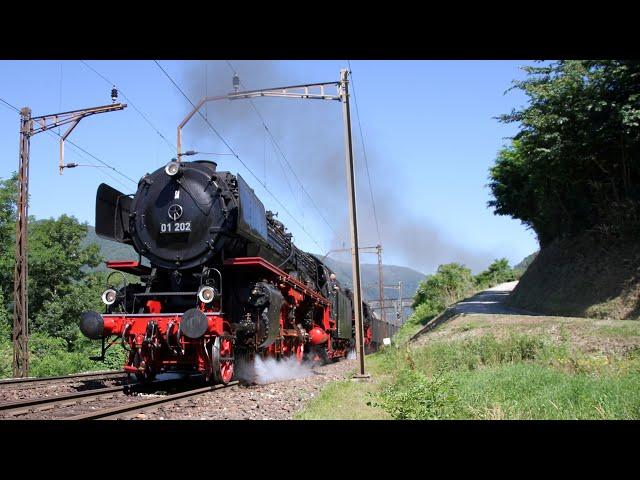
[452,281,533,316]
[410,281,538,342]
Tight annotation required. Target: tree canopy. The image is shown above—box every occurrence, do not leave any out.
[412,263,476,310]
[475,258,516,289]
[489,60,640,247]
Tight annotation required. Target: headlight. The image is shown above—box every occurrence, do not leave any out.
[198,286,216,304]
[101,288,117,306]
[165,161,180,176]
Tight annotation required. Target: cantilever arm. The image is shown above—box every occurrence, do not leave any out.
[176,81,341,160]
[59,119,81,174]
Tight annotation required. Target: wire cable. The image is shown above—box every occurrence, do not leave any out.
[0,96,135,189]
[347,60,382,245]
[0,97,20,113]
[225,60,339,239]
[80,60,176,153]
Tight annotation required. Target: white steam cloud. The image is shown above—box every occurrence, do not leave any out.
[236,355,315,385]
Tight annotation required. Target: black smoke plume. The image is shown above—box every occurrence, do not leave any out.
[183,60,496,274]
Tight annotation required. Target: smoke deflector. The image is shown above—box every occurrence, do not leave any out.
[95,183,132,244]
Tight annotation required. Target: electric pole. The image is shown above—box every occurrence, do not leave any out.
[12,95,126,377]
[339,68,367,378]
[376,244,385,324]
[398,280,403,324]
[13,108,31,378]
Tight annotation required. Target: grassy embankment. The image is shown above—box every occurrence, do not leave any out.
[297,310,640,420]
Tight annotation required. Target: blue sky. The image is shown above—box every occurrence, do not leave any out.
[0,60,539,274]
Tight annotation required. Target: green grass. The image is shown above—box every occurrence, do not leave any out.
[377,333,640,419]
[295,378,392,420]
[298,316,640,420]
[296,353,393,420]
[454,363,640,419]
[594,323,640,338]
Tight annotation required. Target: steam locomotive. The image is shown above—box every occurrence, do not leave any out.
[80,159,375,384]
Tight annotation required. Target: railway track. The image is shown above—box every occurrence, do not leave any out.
[0,384,129,417]
[0,378,238,420]
[0,370,127,390]
[71,381,239,420]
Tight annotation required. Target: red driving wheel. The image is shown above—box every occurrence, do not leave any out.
[296,342,304,363]
[212,336,234,384]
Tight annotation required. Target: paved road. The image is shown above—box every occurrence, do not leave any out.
[450,281,530,316]
[410,281,537,341]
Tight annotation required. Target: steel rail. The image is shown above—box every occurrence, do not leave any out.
[0,384,127,416]
[69,381,239,420]
[0,370,126,388]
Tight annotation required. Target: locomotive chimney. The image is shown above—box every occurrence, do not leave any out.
[194,160,217,172]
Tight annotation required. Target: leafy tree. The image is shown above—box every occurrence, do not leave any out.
[0,174,116,377]
[0,289,10,342]
[0,174,104,347]
[475,258,516,289]
[27,215,102,317]
[33,272,106,349]
[0,174,18,303]
[413,263,476,310]
[489,61,640,246]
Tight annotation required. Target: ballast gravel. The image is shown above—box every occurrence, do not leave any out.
[131,359,357,420]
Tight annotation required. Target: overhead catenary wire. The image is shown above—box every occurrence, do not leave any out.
[224,60,340,240]
[80,60,176,154]
[0,97,20,113]
[347,60,382,245]
[223,61,303,221]
[0,96,135,190]
[153,60,327,253]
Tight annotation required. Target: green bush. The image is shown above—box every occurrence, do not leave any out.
[32,272,106,350]
[374,367,460,420]
[0,330,127,380]
[412,263,476,310]
[0,289,10,343]
[0,340,11,378]
[474,258,517,289]
[411,333,555,375]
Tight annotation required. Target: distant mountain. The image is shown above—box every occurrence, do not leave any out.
[83,226,425,303]
[316,256,424,303]
[83,226,148,271]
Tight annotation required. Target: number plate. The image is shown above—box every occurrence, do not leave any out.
[160,222,191,233]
